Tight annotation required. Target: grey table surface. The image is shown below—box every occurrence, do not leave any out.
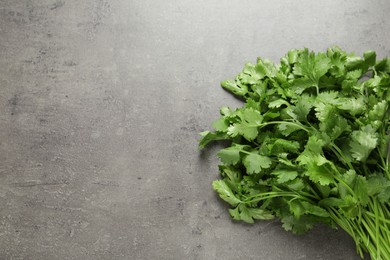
[0,0,389,259]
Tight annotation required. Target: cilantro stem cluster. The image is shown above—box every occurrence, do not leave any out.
[200,47,390,259]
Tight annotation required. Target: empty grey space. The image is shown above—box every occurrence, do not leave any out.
[0,0,389,259]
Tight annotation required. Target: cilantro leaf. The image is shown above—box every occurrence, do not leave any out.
[243,153,272,174]
[229,204,274,223]
[281,215,315,234]
[277,123,302,136]
[272,169,299,184]
[221,79,247,96]
[374,57,390,73]
[337,97,365,116]
[287,95,314,121]
[199,131,228,149]
[292,49,331,93]
[227,108,263,141]
[303,156,335,186]
[212,117,229,132]
[217,145,243,165]
[349,125,378,162]
[269,139,300,154]
[268,99,290,108]
[212,180,242,207]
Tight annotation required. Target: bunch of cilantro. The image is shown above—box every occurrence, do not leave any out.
[199,47,390,259]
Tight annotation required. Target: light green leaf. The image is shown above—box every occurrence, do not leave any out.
[255,58,276,78]
[212,118,229,132]
[277,123,302,136]
[217,146,242,165]
[227,108,263,141]
[220,106,233,116]
[212,180,241,206]
[199,131,228,149]
[249,208,274,220]
[293,49,331,88]
[301,201,330,217]
[221,79,247,96]
[366,175,390,196]
[349,125,378,162]
[272,169,299,184]
[227,123,257,141]
[288,200,305,219]
[269,99,290,108]
[287,95,313,121]
[378,187,390,203]
[287,49,299,64]
[304,162,334,186]
[339,170,357,199]
[285,178,305,191]
[319,113,350,141]
[238,204,255,223]
[228,207,241,220]
[368,100,387,121]
[337,97,365,116]
[281,215,315,234]
[243,153,272,174]
[241,108,263,124]
[219,165,242,184]
[354,176,369,206]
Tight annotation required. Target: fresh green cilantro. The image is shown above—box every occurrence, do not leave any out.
[200,47,390,259]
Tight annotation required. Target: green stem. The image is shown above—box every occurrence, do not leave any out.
[327,208,365,258]
[365,211,390,225]
[327,201,390,260]
[360,217,390,260]
[242,191,298,201]
[251,121,311,132]
[243,194,299,204]
[272,185,320,200]
[329,142,355,171]
[243,192,318,205]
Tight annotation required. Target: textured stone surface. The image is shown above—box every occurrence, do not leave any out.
[0,0,389,259]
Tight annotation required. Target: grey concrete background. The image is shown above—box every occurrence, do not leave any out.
[0,0,389,259]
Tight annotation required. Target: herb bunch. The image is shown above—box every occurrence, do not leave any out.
[200,47,390,259]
